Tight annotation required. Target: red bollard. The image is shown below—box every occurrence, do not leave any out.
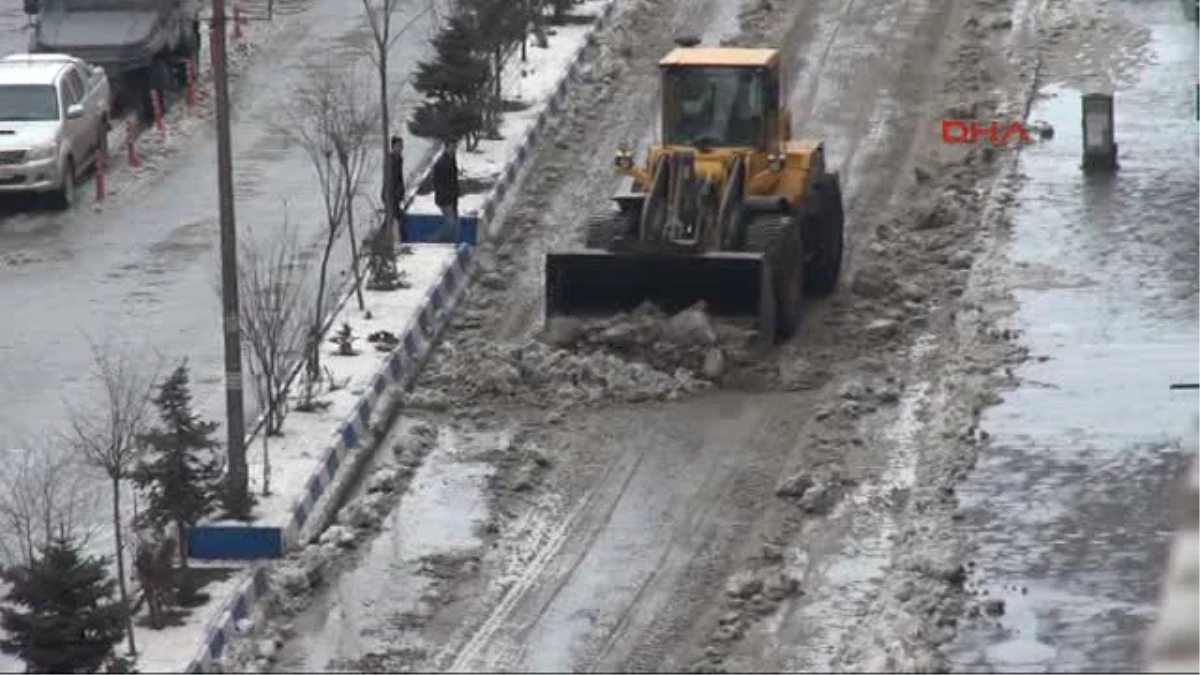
[233,3,244,42]
[152,90,165,134]
[126,118,140,168]
[185,60,196,112]
[94,150,106,202]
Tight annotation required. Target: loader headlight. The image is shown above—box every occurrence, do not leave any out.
[767,153,785,172]
[614,148,634,169]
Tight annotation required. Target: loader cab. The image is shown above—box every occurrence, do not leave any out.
[659,48,782,152]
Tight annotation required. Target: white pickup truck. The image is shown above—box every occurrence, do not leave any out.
[0,53,111,209]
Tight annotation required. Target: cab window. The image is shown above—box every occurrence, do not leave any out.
[663,66,767,148]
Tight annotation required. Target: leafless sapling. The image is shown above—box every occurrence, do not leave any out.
[281,60,364,385]
[0,441,98,571]
[63,341,159,658]
[325,64,378,313]
[238,215,306,496]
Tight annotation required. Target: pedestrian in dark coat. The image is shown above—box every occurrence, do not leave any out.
[385,135,406,239]
[432,139,460,243]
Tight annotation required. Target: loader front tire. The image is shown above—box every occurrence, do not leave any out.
[584,211,635,250]
[744,212,804,341]
[804,174,844,295]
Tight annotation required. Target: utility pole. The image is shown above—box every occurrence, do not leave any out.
[210,0,249,513]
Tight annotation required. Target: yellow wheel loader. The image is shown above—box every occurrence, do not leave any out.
[544,40,845,342]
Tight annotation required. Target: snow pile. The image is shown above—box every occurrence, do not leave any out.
[414,302,764,411]
[688,541,805,672]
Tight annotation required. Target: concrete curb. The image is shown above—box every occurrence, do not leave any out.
[1145,450,1199,672]
[182,2,620,670]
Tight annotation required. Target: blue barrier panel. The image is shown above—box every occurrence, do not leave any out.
[188,526,284,560]
[401,212,478,244]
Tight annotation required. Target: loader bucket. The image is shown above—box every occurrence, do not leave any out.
[545,250,773,327]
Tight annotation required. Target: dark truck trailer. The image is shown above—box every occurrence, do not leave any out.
[24,0,201,122]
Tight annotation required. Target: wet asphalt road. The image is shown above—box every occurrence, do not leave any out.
[0,2,441,459]
[948,1,1199,671]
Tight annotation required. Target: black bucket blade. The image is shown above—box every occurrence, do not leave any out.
[545,250,771,323]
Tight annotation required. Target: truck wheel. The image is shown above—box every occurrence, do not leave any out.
[744,212,804,341]
[52,158,75,211]
[803,174,844,295]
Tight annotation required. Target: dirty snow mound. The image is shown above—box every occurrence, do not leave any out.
[415,302,763,410]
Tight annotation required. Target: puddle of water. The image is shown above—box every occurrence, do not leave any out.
[951,3,1198,671]
[276,424,494,671]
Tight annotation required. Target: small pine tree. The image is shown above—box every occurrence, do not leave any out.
[408,101,484,146]
[133,361,224,570]
[409,14,490,148]
[461,0,528,133]
[0,537,127,673]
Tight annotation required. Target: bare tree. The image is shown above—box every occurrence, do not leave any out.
[239,215,307,496]
[63,341,159,658]
[327,64,378,314]
[279,60,362,385]
[0,442,98,570]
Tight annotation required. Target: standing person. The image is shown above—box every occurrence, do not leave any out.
[432,139,460,243]
[386,135,407,241]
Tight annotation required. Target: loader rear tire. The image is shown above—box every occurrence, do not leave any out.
[804,174,844,295]
[743,212,804,341]
[584,211,635,250]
